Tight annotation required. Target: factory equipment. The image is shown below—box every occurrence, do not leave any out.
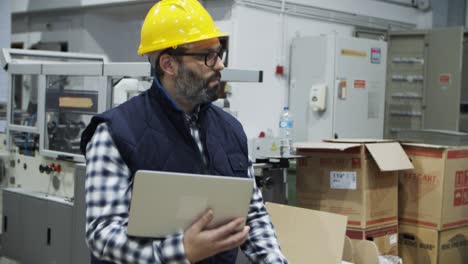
[289,35,388,142]
[248,134,293,204]
[0,48,265,263]
[0,49,107,198]
[253,158,290,205]
[41,64,107,160]
[385,27,468,138]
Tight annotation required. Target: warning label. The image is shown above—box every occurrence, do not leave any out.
[454,170,468,188]
[354,80,366,89]
[454,170,468,207]
[439,74,451,85]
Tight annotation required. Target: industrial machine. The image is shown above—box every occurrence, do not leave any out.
[0,48,264,263]
[289,35,388,142]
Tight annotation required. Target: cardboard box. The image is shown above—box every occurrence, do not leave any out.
[399,224,468,264]
[347,224,399,256]
[265,202,348,264]
[295,140,413,229]
[399,143,468,230]
[344,236,390,264]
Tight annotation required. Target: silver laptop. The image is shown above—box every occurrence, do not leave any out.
[127,170,254,238]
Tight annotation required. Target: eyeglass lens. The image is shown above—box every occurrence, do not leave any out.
[206,50,226,67]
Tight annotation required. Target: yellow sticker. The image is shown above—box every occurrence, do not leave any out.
[271,143,277,151]
[59,97,94,108]
[341,49,367,57]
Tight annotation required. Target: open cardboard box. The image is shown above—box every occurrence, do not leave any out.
[295,139,413,229]
[265,202,384,264]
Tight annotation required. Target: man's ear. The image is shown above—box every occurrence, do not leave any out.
[159,54,178,76]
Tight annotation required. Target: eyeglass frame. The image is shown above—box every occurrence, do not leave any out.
[166,47,227,68]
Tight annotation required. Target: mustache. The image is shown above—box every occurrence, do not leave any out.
[207,72,221,82]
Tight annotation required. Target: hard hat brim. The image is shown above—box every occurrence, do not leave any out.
[138,32,229,56]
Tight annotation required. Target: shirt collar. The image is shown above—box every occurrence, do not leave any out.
[153,77,183,112]
[184,105,200,125]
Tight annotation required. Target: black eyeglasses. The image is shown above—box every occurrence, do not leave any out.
[168,48,227,67]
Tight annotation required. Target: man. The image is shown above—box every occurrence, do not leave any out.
[80,0,288,263]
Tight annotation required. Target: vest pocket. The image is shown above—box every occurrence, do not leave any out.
[227,154,248,177]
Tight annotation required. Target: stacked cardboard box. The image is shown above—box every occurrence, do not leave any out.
[398,143,468,264]
[295,140,413,256]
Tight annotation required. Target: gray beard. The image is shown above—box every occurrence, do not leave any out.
[173,64,221,106]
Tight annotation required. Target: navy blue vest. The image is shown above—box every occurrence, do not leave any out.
[80,79,249,264]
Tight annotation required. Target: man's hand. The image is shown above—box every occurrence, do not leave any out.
[183,210,250,263]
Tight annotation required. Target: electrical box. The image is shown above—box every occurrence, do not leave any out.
[289,35,387,142]
[385,27,468,138]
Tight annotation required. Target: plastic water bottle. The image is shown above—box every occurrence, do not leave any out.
[279,106,294,157]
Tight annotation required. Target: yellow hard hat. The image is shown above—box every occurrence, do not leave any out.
[137,0,228,55]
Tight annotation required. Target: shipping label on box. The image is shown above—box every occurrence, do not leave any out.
[400,144,468,230]
[330,171,357,190]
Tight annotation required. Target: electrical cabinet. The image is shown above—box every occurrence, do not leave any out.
[385,27,468,138]
[289,35,387,142]
[2,188,73,264]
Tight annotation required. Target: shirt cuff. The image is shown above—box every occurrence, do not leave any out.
[264,253,288,264]
[159,232,191,264]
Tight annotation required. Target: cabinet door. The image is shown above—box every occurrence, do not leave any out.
[333,37,387,139]
[425,27,464,130]
[22,195,48,264]
[1,191,23,260]
[47,201,73,264]
[71,164,91,264]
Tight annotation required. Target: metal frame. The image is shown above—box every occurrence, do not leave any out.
[103,62,151,77]
[1,48,107,69]
[42,63,103,76]
[2,49,263,162]
[103,63,153,111]
[103,61,264,83]
[39,64,107,162]
[2,49,108,162]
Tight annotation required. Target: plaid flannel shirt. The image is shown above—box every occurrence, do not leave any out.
[85,122,288,263]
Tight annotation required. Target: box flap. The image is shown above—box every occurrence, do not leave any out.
[266,202,347,264]
[324,138,395,143]
[352,240,379,264]
[342,236,354,263]
[295,142,361,151]
[365,142,413,171]
[402,142,453,149]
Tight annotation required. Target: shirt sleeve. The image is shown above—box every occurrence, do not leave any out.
[85,123,190,264]
[240,160,289,263]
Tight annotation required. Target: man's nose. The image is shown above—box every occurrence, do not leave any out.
[213,56,225,71]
